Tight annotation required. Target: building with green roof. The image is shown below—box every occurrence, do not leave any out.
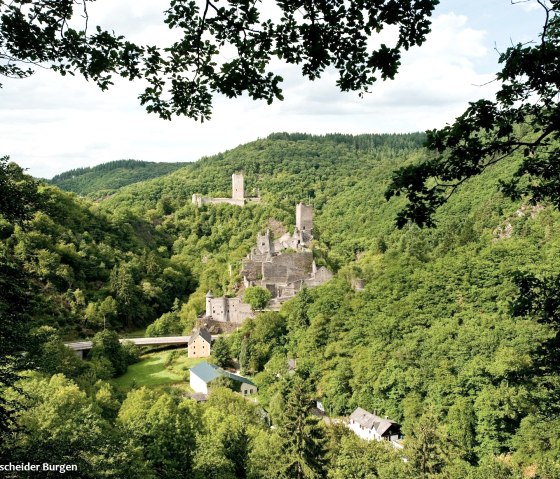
[189,361,257,396]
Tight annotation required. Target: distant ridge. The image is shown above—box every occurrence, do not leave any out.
[49,159,187,198]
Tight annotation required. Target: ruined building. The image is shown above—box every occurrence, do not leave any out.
[192,173,260,207]
[202,203,333,325]
[204,291,255,324]
[243,203,332,300]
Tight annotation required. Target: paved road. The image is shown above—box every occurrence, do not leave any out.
[65,335,193,351]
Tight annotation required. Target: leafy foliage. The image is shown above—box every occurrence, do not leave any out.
[49,160,187,199]
[387,1,560,227]
[243,286,272,311]
[90,330,139,377]
[0,1,438,120]
[2,131,560,475]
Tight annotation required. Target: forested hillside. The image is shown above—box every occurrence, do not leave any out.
[1,132,559,478]
[49,159,187,199]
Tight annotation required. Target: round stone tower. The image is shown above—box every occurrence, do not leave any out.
[205,290,214,317]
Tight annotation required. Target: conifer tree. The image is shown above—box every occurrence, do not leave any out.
[239,336,250,375]
[212,337,231,368]
[406,409,450,479]
[278,376,327,479]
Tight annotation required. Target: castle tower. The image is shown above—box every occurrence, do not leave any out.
[192,194,202,206]
[232,173,244,201]
[296,202,313,234]
[256,229,273,256]
[221,296,229,322]
[206,290,213,317]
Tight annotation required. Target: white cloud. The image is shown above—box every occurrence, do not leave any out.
[514,0,547,12]
[0,6,514,178]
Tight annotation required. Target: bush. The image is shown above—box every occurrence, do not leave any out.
[243,287,272,310]
[121,340,140,365]
[164,350,179,367]
[146,311,181,337]
[90,330,128,376]
[211,337,231,368]
[89,357,115,381]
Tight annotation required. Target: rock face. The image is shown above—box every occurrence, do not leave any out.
[200,202,333,326]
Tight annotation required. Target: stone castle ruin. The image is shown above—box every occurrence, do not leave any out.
[243,203,332,300]
[201,203,333,327]
[204,292,255,325]
[192,173,260,207]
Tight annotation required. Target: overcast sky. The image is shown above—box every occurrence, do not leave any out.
[0,0,547,178]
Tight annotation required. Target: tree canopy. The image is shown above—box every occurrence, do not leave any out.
[387,0,560,227]
[0,0,438,121]
[2,130,560,476]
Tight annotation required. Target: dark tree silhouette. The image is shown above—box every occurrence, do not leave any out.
[0,0,439,120]
[387,1,560,227]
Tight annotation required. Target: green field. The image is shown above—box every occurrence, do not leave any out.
[113,349,205,389]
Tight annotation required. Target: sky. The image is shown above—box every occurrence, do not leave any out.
[0,0,548,179]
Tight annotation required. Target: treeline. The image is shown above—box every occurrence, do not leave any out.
[51,159,187,182]
[1,163,195,338]
[49,160,187,198]
[1,367,415,479]
[266,131,427,152]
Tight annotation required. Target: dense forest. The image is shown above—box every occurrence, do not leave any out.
[1,132,559,478]
[49,159,187,199]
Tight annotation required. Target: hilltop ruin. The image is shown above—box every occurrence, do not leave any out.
[192,173,260,207]
[200,203,333,329]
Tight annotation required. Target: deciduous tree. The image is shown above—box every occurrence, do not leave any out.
[0,1,438,120]
[387,1,560,227]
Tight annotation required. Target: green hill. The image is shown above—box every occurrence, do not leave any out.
[2,131,560,476]
[49,159,187,198]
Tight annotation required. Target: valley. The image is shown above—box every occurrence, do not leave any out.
[1,132,560,478]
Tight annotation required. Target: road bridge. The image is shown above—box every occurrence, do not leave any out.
[65,336,194,359]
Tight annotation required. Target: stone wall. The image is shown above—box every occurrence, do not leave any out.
[197,318,240,334]
[256,230,274,255]
[192,194,246,207]
[305,266,333,286]
[259,252,313,284]
[228,298,254,323]
[242,259,262,281]
[207,296,254,323]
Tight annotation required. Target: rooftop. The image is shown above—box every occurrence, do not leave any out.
[349,407,399,436]
[190,361,256,387]
[188,327,212,345]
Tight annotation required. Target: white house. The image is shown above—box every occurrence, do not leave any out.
[189,361,257,396]
[348,407,403,447]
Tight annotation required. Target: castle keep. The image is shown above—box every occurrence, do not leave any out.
[192,172,260,207]
[202,203,333,325]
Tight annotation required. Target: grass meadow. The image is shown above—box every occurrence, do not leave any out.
[113,348,205,390]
